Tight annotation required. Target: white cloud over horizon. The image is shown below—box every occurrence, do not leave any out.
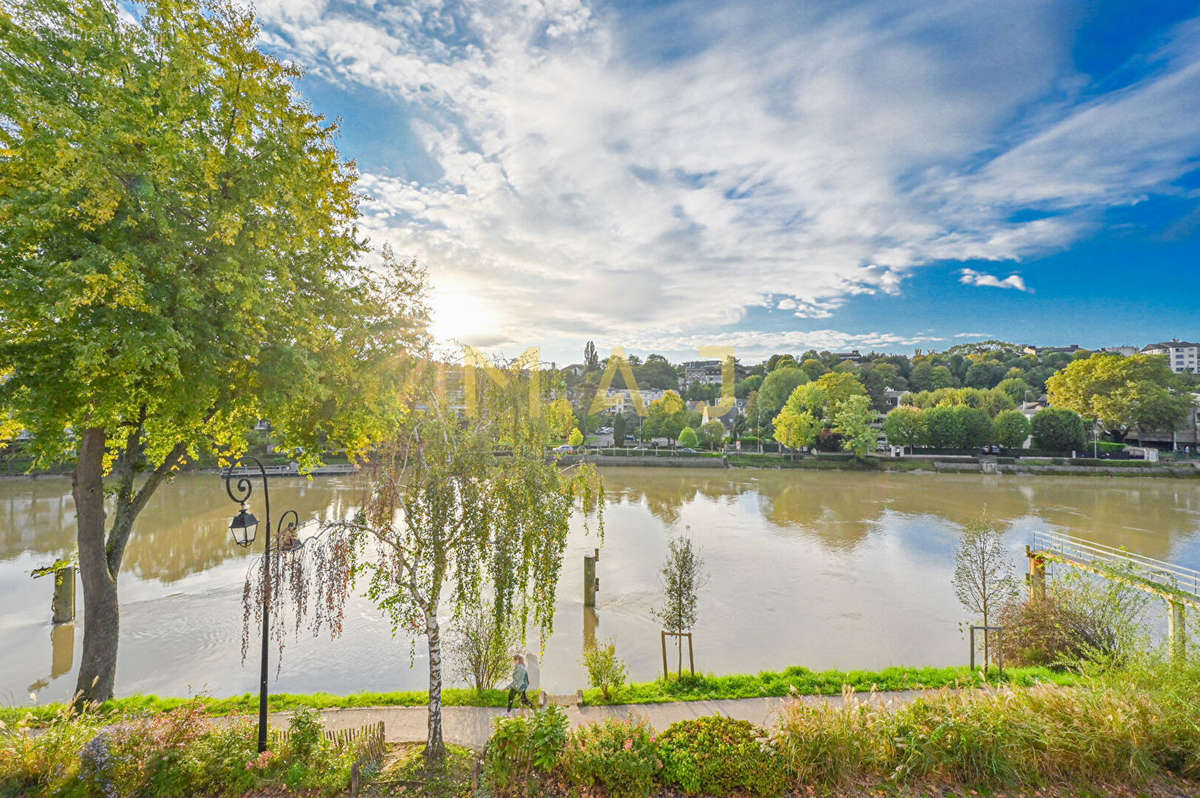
[251,0,1200,356]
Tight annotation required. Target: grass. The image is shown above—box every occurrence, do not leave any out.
[579,664,1077,705]
[0,687,535,726]
[1,664,1076,726]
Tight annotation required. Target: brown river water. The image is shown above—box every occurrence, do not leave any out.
[2,468,1198,706]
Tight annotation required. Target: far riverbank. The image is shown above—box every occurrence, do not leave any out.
[563,450,1200,478]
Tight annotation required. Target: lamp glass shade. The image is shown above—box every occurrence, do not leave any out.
[230,508,259,547]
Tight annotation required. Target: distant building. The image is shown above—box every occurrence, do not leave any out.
[882,388,909,409]
[1100,346,1138,357]
[1022,344,1081,357]
[1125,393,1200,448]
[681,359,747,386]
[830,350,862,362]
[1141,340,1200,374]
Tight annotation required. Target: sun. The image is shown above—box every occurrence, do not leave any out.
[429,286,503,345]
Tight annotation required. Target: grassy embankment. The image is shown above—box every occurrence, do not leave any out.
[0,664,1074,726]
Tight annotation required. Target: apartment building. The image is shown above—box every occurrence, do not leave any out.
[1142,340,1200,374]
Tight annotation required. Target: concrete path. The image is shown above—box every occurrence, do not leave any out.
[271,690,931,750]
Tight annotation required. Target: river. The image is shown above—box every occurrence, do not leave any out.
[2,468,1198,706]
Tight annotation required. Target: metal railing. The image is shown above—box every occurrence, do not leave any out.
[1031,530,1200,601]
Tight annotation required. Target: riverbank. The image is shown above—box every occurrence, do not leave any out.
[0,664,1072,727]
[573,450,1200,477]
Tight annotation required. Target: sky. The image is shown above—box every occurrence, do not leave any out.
[250,0,1200,364]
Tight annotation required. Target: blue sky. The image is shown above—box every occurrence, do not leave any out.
[251,0,1200,364]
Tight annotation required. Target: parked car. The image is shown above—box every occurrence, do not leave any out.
[679,447,698,453]
[552,444,574,454]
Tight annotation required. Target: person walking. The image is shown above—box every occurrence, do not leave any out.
[505,654,532,714]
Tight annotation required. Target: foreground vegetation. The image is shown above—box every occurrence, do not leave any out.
[0,703,375,797]
[486,656,1200,797]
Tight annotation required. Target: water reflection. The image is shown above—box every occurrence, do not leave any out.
[0,475,367,582]
[599,469,1200,560]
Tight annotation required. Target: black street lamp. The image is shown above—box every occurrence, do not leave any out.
[224,456,300,753]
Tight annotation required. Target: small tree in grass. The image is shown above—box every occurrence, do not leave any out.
[582,639,627,701]
[953,511,1018,673]
[569,427,584,447]
[653,535,705,678]
[448,606,518,692]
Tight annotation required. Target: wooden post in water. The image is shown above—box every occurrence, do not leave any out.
[583,548,599,607]
[1168,601,1186,662]
[52,567,75,624]
[1025,547,1046,602]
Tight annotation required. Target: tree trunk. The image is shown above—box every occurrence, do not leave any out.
[425,609,446,762]
[74,428,118,705]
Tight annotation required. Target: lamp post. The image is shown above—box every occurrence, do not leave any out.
[224,456,299,753]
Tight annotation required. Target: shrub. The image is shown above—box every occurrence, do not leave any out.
[993,409,1031,449]
[0,703,104,796]
[1031,407,1086,452]
[483,705,568,796]
[678,426,699,448]
[657,715,786,796]
[773,687,887,785]
[583,640,627,701]
[448,607,517,692]
[563,716,660,798]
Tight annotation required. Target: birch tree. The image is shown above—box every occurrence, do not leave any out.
[293,367,603,762]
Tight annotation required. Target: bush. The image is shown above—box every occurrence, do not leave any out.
[563,716,661,798]
[993,409,1031,449]
[1031,407,1086,452]
[448,606,517,692]
[0,703,104,796]
[2,702,363,798]
[583,640,627,701]
[773,687,887,785]
[483,705,568,796]
[657,715,786,796]
[678,427,699,448]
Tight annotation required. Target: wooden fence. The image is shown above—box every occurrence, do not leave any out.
[276,720,386,795]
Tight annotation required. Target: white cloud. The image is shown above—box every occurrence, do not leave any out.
[254,1,1200,351]
[958,268,1030,292]
[954,331,994,339]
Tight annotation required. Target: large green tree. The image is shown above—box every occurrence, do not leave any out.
[0,0,427,703]
[833,395,877,458]
[1046,353,1193,440]
[757,366,808,418]
[882,406,928,452]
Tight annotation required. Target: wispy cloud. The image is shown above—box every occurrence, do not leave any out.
[253,0,1200,353]
[954,331,995,338]
[958,269,1030,292]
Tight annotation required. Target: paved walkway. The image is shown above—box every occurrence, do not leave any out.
[270,690,932,750]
